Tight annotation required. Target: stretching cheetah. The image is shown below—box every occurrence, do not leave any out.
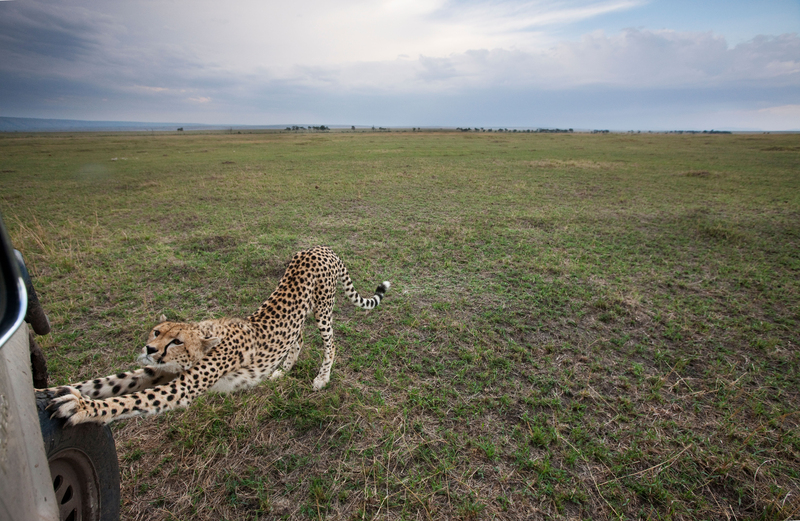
[47,246,390,425]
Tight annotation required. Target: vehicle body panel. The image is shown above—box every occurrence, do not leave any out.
[0,322,59,521]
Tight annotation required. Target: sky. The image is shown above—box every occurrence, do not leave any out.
[0,0,798,130]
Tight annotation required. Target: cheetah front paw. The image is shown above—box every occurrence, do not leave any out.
[270,369,284,380]
[312,375,329,391]
[48,386,95,425]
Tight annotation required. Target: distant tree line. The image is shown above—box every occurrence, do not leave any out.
[276,126,734,134]
[285,125,330,132]
[664,130,733,135]
[455,127,574,133]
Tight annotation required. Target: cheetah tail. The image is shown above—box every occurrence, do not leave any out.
[341,270,390,310]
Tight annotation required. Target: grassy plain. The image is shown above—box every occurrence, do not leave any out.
[1,129,799,520]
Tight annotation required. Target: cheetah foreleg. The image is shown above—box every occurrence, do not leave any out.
[49,363,224,425]
[48,385,163,426]
[41,366,180,399]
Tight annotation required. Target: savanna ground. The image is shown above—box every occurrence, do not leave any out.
[1,129,798,520]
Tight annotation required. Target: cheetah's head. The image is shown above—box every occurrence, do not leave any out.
[138,314,221,372]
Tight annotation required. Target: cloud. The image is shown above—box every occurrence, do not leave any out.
[4,1,794,95]
[133,86,170,93]
[0,2,118,63]
[288,0,648,64]
[0,0,797,129]
[0,0,642,73]
[731,104,800,130]
[0,2,215,90]
[433,0,646,34]
[262,30,800,94]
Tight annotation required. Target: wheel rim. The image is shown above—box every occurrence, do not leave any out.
[49,448,100,521]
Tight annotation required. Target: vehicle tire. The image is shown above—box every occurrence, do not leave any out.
[29,330,49,388]
[36,391,121,521]
[15,250,51,335]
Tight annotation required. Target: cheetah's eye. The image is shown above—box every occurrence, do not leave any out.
[168,339,183,347]
[153,330,160,337]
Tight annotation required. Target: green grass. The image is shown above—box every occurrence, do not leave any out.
[2,129,799,519]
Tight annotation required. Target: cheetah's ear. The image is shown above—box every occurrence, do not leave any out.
[201,337,221,353]
[159,314,167,323]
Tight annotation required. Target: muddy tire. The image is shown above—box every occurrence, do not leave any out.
[36,391,120,521]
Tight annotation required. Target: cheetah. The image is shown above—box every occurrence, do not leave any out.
[46,246,390,425]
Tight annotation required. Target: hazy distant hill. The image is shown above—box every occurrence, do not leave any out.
[0,117,313,132]
[0,117,199,132]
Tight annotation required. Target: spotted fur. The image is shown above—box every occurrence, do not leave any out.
[47,246,390,425]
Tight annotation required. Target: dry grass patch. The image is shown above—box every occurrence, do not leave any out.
[525,159,617,170]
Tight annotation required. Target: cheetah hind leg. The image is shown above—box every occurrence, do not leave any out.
[270,332,303,380]
[312,304,336,391]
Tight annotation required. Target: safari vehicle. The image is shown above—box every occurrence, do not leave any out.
[0,213,120,521]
